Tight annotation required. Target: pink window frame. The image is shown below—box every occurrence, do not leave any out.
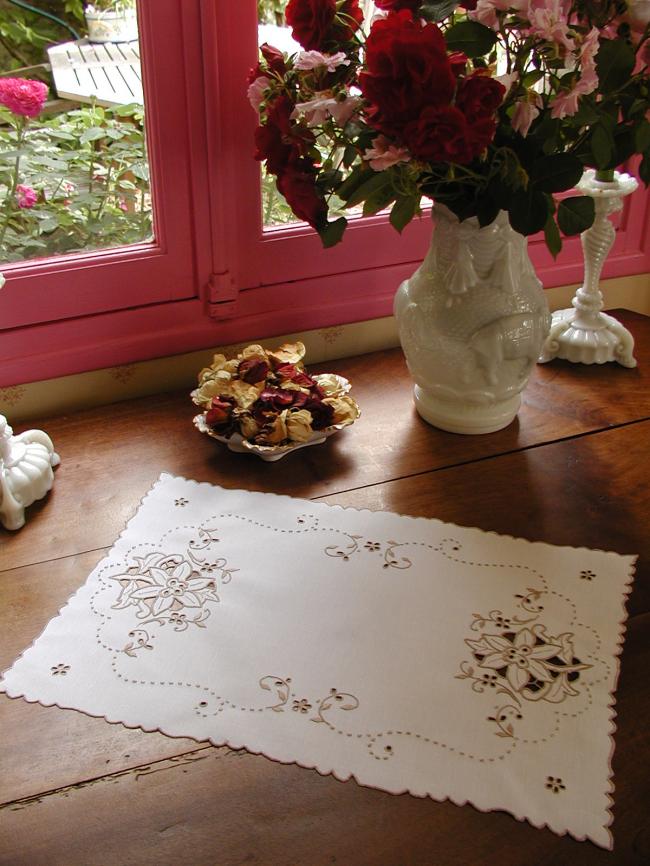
[1,0,649,389]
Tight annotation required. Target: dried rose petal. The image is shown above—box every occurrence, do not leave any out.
[206,396,235,428]
[238,357,270,384]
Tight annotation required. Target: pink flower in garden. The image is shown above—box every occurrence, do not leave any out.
[295,50,351,72]
[16,184,37,209]
[0,78,48,118]
[363,135,411,170]
[118,198,129,212]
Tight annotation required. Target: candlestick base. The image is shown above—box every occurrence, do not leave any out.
[538,308,637,367]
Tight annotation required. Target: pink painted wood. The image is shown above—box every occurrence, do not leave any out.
[0,0,213,331]
[0,0,649,388]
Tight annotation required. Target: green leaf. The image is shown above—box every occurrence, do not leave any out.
[80,127,107,143]
[318,217,347,248]
[345,171,392,208]
[531,154,583,193]
[444,21,497,58]
[635,120,650,154]
[543,215,562,258]
[335,167,373,201]
[389,195,420,233]
[590,125,614,170]
[342,145,357,169]
[596,38,636,95]
[508,189,550,235]
[362,180,397,215]
[557,196,595,236]
[420,0,460,23]
[639,153,650,186]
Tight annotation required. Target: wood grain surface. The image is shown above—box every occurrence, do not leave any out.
[1,310,648,866]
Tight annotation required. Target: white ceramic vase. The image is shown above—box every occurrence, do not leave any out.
[394,206,551,434]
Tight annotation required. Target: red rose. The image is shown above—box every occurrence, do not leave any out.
[255,95,313,174]
[206,397,235,429]
[247,43,286,85]
[403,105,476,164]
[375,0,422,11]
[276,159,328,229]
[458,0,478,9]
[359,11,455,135]
[286,0,363,51]
[456,73,505,123]
[238,357,270,384]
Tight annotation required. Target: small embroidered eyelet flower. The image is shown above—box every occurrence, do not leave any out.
[580,569,595,581]
[292,698,312,714]
[364,541,381,551]
[175,498,189,507]
[51,663,70,676]
[545,776,566,793]
[492,614,511,629]
[481,672,499,687]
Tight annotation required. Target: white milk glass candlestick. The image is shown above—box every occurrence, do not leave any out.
[539,170,638,367]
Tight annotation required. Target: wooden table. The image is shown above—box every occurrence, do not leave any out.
[1,310,648,865]
[47,39,142,108]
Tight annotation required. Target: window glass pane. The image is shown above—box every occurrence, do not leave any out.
[0,0,152,263]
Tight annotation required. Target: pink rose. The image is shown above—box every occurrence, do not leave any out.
[16,184,37,209]
[0,78,48,118]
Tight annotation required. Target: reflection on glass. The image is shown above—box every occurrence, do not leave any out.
[0,0,152,264]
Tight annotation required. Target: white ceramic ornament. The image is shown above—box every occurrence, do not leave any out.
[0,416,60,531]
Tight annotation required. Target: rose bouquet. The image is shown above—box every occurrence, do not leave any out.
[249,0,650,255]
[192,341,360,457]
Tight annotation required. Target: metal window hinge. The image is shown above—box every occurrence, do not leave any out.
[204,271,239,320]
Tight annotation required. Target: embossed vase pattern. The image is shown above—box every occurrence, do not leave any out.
[394,207,551,434]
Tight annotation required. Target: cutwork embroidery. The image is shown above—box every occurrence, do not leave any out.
[50,663,70,676]
[325,534,412,570]
[457,589,592,738]
[546,776,566,793]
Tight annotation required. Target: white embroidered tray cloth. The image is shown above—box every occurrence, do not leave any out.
[1,474,636,848]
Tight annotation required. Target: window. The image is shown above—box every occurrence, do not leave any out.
[1,0,649,388]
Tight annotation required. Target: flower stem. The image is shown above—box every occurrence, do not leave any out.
[0,117,27,251]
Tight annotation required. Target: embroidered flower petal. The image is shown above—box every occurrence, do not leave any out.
[129,586,163,600]
[506,664,530,692]
[478,651,509,670]
[482,633,512,651]
[177,591,203,608]
[529,641,563,661]
[526,658,554,682]
[151,596,175,616]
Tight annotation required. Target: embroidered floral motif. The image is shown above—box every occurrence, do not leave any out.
[111,552,234,630]
[258,677,359,724]
[325,534,411,570]
[580,569,596,581]
[50,663,70,676]
[122,628,154,656]
[546,776,566,793]
[457,589,592,738]
[174,498,189,507]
